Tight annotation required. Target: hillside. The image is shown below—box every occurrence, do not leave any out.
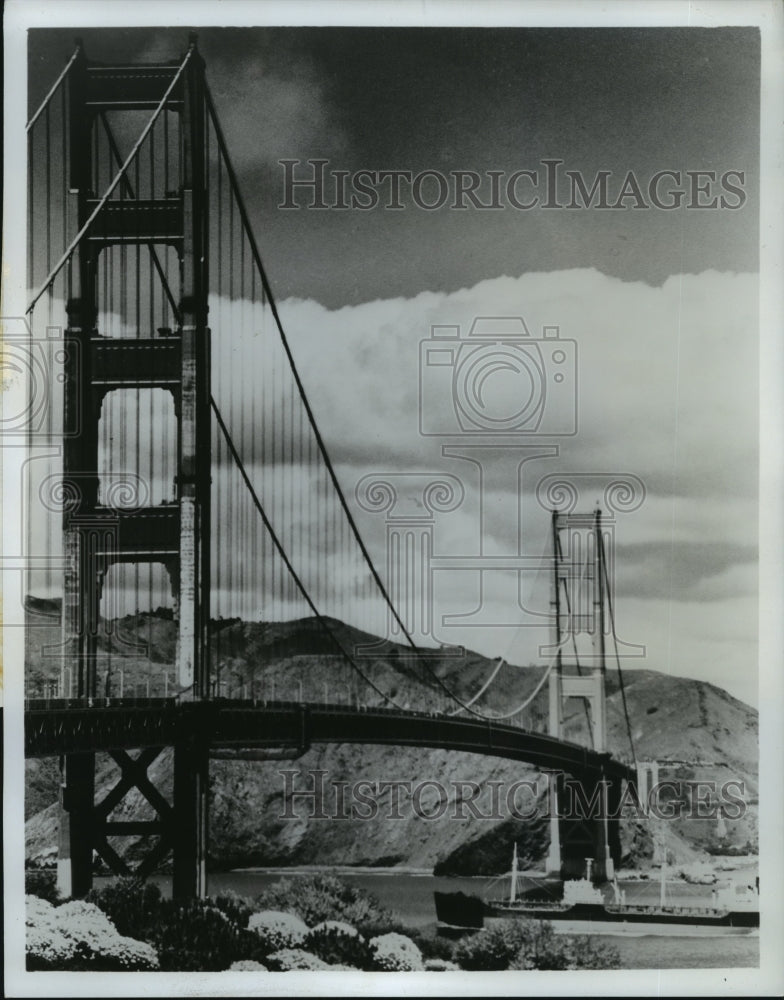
[24,604,758,873]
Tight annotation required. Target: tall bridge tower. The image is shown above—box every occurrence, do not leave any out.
[546,509,622,882]
[57,36,211,899]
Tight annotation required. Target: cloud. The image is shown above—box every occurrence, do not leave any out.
[199,39,350,172]
[24,268,759,705]
[277,268,755,488]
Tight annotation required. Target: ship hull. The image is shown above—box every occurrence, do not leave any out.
[488,899,759,928]
[435,891,758,933]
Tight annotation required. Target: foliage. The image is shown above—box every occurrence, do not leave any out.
[247,910,309,954]
[505,920,565,969]
[211,889,255,927]
[265,948,330,971]
[85,878,269,971]
[453,918,533,971]
[424,958,460,971]
[403,925,458,962]
[151,898,268,971]
[86,876,163,942]
[25,869,62,905]
[503,920,621,971]
[453,918,621,971]
[229,959,268,970]
[253,874,396,936]
[304,920,372,968]
[368,931,424,972]
[25,895,159,971]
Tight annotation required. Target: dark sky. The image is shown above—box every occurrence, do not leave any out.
[29,25,759,308]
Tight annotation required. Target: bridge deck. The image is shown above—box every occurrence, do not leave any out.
[24,699,632,781]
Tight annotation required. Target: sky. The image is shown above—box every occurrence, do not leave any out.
[25,25,761,706]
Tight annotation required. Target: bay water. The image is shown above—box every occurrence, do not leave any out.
[191,867,759,970]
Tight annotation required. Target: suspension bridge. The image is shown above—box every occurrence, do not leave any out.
[23,35,640,900]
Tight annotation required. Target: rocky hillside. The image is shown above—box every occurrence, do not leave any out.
[25,603,758,873]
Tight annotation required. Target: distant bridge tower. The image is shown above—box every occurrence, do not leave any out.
[56,36,211,899]
[546,509,621,882]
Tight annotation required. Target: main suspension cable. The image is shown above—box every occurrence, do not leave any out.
[598,526,637,766]
[203,80,517,720]
[27,44,193,315]
[26,42,80,133]
[211,395,408,711]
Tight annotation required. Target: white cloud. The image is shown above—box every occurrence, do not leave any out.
[25,268,760,706]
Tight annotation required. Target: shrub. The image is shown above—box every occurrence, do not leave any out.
[152,898,266,971]
[25,895,159,971]
[253,874,396,936]
[573,936,621,970]
[247,910,309,954]
[369,931,424,972]
[506,920,563,970]
[425,958,460,971]
[211,890,255,928]
[266,948,329,971]
[86,877,163,942]
[229,959,268,971]
[84,880,269,971]
[453,919,532,971]
[404,925,457,962]
[304,920,371,968]
[505,922,621,970]
[509,932,621,971]
[26,896,78,969]
[25,869,62,905]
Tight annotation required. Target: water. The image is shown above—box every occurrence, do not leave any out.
[198,868,759,970]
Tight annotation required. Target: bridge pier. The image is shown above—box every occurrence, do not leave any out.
[554,769,622,882]
[172,738,209,899]
[56,753,95,899]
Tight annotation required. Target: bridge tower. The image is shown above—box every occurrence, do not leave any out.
[546,509,622,882]
[57,36,211,899]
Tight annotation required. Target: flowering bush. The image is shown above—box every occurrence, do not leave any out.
[253,874,395,936]
[247,910,309,954]
[304,920,371,968]
[265,948,329,971]
[424,958,460,971]
[368,931,424,972]
[25,895,159,971]
[229,959,268,971]
[26,897,78,968]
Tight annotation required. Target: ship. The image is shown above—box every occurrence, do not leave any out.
[434,845,759,933]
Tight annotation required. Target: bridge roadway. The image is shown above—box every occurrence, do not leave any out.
[25,698,632,782]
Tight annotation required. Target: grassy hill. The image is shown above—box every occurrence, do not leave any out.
[24,603,758,873]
